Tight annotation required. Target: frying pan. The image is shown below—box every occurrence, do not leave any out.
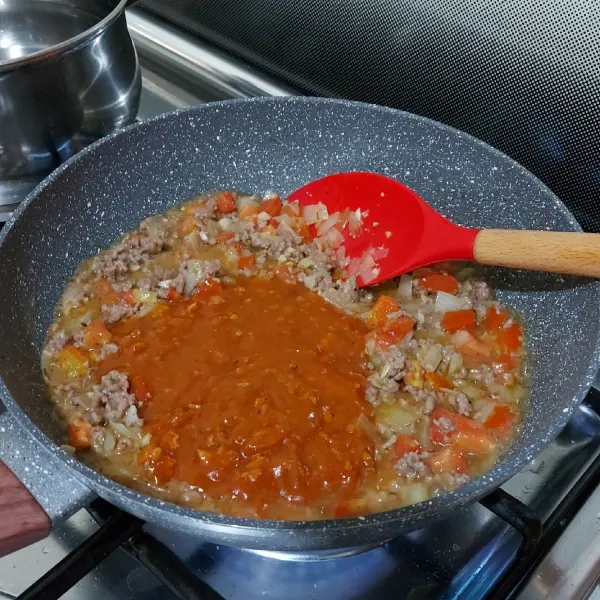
[0,97,599,554]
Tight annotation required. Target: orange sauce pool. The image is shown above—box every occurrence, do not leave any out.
[98,275,375,518]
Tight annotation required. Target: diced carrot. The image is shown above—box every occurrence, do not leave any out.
[441,310,476,333]
[131,375,152,405]
[68,418,92,449]
[261,196,282,217]
[484,405,514,439]
[216,230,236,244]
[428,446,468,474]
[215,191,236,213]
[454,331,493,363]
[274,265,297,284]
[57,346,89,378]
[420,273,460,294]
[239,203,260,221]
[367,295,399,328]
[194,278,223,299]
[486,306,509,330]
[238,254,256,270]
[166,287,182,303]
[498,323,523,354]
[281,200,300,217]
[82,320,112,347]
[394,435,423,460]
[425,372,453,391]
[380,315,415,342]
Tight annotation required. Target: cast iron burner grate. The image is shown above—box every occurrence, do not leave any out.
[14,388,600,600]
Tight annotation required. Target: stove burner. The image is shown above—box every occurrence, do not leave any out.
[239,541,391,561]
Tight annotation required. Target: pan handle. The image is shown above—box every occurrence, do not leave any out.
[0,461,51,558]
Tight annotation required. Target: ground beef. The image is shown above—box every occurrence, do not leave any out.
[45,330,69,355]
[395,451,429,478]
[454,392,472,416]
[102,302,140,325]
[82,370,140,426]
[366,344,407,405]
[434,416,456,432]
[91,226,170,282]
[470,280,491,303]
[98,343,119,360]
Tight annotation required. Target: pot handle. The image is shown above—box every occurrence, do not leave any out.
[0,461,51,558]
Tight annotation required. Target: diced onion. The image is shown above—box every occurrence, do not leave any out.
[403,483,429,505]
[370,246,389,261]
[103,432,116,453]
[348,209,363,237]
[397,274,413,300]
[434,291,465,313]
[218,217,233,230]
[376,404,416,434]
[324,227,344,249]
[302,203,328,225]
[109,422,136,439]
[452,330,471,346]
[316,212,341,236]
[422,344,443,372]
[358,413,380,442]
[448,353,464,375]
[131,289,157,306]
[472,398,496,422]
[459,383,486,400]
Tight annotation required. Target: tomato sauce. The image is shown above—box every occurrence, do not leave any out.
[98,275,375,517]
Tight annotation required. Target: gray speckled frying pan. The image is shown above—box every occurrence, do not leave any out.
[0,97,599,552]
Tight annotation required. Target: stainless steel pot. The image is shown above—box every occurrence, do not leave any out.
[0,0,141,204]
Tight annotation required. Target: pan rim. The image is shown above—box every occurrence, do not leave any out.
[1,96,599,537]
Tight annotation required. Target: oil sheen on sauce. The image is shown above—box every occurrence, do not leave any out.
[98,275,375,518]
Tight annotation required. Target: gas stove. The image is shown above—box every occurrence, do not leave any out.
[2,9,600,600]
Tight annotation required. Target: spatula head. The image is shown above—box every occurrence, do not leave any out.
[288,172,478,286]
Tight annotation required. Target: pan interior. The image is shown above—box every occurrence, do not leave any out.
[0,97,598,526]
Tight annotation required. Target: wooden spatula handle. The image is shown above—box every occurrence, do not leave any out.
[0,461,50,557]
[473,229,600,278]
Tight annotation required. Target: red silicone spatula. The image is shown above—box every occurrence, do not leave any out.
[288,171,600,287]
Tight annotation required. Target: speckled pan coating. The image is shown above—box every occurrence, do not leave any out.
[0,97,599,551]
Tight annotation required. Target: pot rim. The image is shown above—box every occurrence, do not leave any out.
[0,0,130,73]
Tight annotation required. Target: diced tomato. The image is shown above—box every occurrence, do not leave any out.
[394,435,422,460]
[261,196,282,217]
[484,405,514,439]
[146,454,177,485]
[131,375,152,405]
[281,200,300,217]
[195,278,223,299]
[425,372,453,391]
[486,306,509,330]
[455,427,495,454]
[428,446,468,474]
[380,315,415,342]
[239,203,260,221]
[412,267,435,278]
[216,230,236,244]
[166,287,182,303]
[68,418,92,449]
[274,265,297,284]
[238,254,256,270]
[454,331,493,363]
[294,217,313,242]
[365,330,394,349]
[441,309,476,333]
[215,191,236,213]
[497,323,522,354]
[430,407,457,445]
[419,273,460,294]
[367,295,399,328]
[82,320,112,347]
